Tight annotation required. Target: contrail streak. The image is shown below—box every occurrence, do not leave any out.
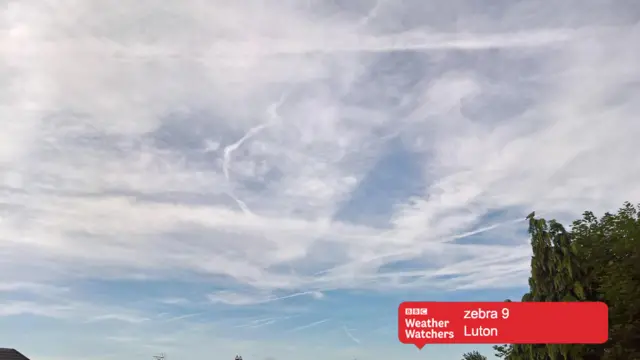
[227,191,254,215]
[221,92,288,214]
[234,317,286,329]
[163,313,202,322]
[222,123,272,181]
[41,30,577,63]
[208,290,325,305]
[343,325,361,344]
[312,217,525,277]
[355,0,385,28]
[210,29,576,57]
[450,217,525,241]
[288,318,330,332]
[257,290,322,304]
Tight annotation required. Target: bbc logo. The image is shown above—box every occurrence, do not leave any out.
[405,308,428,315]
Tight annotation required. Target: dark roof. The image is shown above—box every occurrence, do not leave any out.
[0,349,31,360]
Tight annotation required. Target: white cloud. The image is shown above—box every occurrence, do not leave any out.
[157,298,190,305]
[0,0,638,340]
[0,301,74,318]
[0,282,69,295]
[87,313,150,324]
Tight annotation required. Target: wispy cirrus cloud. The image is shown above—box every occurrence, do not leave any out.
[0,301,74,318]
[157,298,191,306]
[87,314,150,324]
[0,282,69,295]
[1,0,639,359]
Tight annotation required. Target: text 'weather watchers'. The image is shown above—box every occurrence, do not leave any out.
[397,301,608,349]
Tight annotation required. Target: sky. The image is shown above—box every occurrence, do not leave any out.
[1,0,639,359]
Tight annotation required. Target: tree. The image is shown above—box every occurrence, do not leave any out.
[503,202,640,360]
[461,350,487,360]
[571,202,640,360]
[502,213,589,360]
[493,344,512,359]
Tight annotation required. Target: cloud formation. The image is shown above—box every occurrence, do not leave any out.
[1,0,639,359]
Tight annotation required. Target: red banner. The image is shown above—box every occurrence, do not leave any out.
[398,301,608,349]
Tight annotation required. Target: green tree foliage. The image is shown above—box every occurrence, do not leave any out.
[462,350,488,360]
[493,344,512,359]
[571,203,640,359]
[492,202,640,360]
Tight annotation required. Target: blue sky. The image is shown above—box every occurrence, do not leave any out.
[1,1,640,360]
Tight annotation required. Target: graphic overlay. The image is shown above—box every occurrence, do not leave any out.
[398,302,608,349]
